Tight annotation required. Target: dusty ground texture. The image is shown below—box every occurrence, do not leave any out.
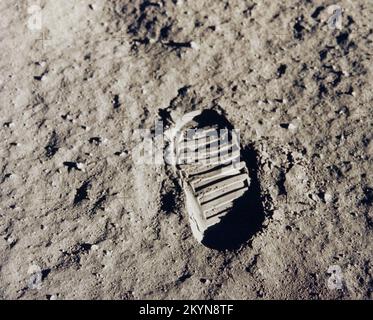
[0,0,372,299]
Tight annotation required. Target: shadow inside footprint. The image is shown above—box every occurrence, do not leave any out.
[202,145,265,251]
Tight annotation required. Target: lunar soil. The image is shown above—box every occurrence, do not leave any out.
[0,0,372,299]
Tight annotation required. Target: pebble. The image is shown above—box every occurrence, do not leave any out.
[6,235,17,245]
[191,41,199,50]
[324,192,333,203]
[4,122,14,128]
[76,162,85,171]
[288,123,298,132]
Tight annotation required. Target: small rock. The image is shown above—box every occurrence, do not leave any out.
[288,123,297,131]
[6,235,17,246]
[3,122,14,128]
[34,74,47,81]
[324,192,333,203]
[76,162,85,171]
[191,41,199,50]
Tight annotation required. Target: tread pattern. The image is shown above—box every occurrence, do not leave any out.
[176,126,250,227]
